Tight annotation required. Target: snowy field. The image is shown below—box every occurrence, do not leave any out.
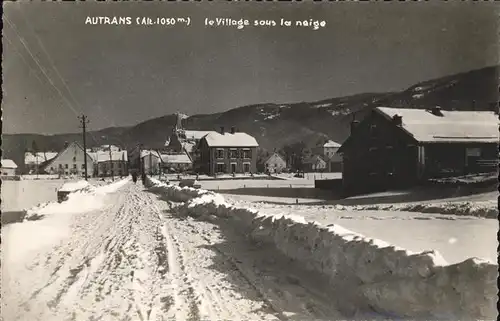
[1,178,118,212]
[225,197,498,265]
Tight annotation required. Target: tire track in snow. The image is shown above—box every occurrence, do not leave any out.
[146,194,281,321]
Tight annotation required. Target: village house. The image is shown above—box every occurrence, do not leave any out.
[338,106,499,196]
[303,154,327,172]
[197,126,259,175]
[128,144,142,172]
[1,159,18,178]
[88,149,128,177]
[141,150,162,175]
[44,142,94,177]
[264,152,287,173]
[164,113,215,171]
[24,151,58,174]
[312,140,342,172]
[160,152,193,173]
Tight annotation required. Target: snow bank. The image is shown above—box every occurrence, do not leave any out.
[59,180,92,192]
[25,178,129,220]
[145,176,498,320]
[339,200,497,218]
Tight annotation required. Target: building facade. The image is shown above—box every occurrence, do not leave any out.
[1,159,18,177]
[303,155,327,172]
[89,150,129,177]
[141,150,162,175]
[198,127,259,175]
[338,107,499,196]
[313,140,342,172]
[160,152,193,173]
[24,152,57,174]
[44,142,94,177]
[264,152,287,173]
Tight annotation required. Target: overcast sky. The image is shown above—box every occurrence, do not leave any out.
[3,1,499,134]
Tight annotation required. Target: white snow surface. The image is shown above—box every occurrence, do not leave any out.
[376,107,499,143]
[3,176,496,321]
[144,176,498,320]
[203,132,259,147]
[58,180,92,192]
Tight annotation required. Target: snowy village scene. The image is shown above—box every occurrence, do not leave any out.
[1,1,499,321]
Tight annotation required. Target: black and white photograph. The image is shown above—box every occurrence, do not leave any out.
[1,1,498,320]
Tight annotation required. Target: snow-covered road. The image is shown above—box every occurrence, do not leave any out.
[2,181,349,321]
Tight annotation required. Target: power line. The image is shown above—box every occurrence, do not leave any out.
[17,8,83,115]
[4,34,45,85]
[4,16,81,118]
[5,14,100,146]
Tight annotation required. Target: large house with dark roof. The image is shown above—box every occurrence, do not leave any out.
[197,126,259,175]
[337,106,499,195]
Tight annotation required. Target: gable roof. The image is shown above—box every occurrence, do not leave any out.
[203,132,259,147]
[304,155,326,164]
[376,107,499,143]
[89,150,128,163]
[184,130,215,141]
[45,142,94,169]
[265,152,286,164]
[160,153,192,164]
[24,152,58,165]
[141,150,162,158]
[1,159,18,169]
[323,140,341,148]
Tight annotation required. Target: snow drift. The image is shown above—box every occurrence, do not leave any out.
[145,176,498,320]
[335,200,497,218]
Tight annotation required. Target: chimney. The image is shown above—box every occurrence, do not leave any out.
[350,120,360,134]
[392,114,402,126]
[220,126,225,134]
[431,106,443,116]
[230,126,235,134]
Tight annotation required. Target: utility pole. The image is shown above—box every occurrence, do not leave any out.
[78,115,89,181]
[109,146,114,181]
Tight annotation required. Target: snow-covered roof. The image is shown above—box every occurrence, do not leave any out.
[24,152,58,164]
[184,130,215,141]
[160,153,192,164]
[203,132,259,147]
[140,150,162,158]
[376,107,499,143]
[323,140,341,148]
[182,141,196,153]
[265,152,286,163]
[304,155,326,164]
[1,159,18,169]
[89,151,128,163]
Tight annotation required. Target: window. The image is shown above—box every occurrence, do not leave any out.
[65,164,69,169]
[230,149,238,159]
[216,149,224,159]
[81,164,85,169]
[59,164,63,169]
[216,163,225,173]
[243,149,251,159]
[72,156,76,162]
[230,163,237,173]
[73,164,77,169]
[243,163,250,173]
[466,148,481,157]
